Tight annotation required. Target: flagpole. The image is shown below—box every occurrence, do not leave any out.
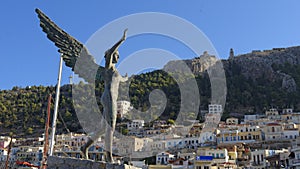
[49,55,63,156]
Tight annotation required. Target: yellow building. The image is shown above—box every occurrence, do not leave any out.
[149,165,172,169]
[238,125,262,141]
[216,129,239,144]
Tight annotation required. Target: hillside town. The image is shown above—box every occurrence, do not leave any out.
[1,102,300,169]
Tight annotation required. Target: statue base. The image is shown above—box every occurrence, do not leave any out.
[47,156,142,169]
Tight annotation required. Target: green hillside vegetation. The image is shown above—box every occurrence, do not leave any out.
[224,61,300,117]
[1,61,300,137]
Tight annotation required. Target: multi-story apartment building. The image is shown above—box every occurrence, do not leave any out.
[55,133,90,150]
[208,104,222,114]
[250,149,269,169]
[238,125,262,141]
[216,129,240,144]
[117,100,132,117]
[263,122,283,141]
[16,146,43,165]
[115,136,144,155]
[127,120,144,130]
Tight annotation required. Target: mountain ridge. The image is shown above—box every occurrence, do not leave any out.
[2,45,300,137]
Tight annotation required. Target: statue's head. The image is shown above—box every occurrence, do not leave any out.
[104,50,119,69]
[112,51,119,63]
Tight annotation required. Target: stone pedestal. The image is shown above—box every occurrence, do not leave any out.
[47,156,141,169]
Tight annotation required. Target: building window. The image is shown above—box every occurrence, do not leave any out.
[272,127,275,132]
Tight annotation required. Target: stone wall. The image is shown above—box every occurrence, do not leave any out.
[47,156,141,169]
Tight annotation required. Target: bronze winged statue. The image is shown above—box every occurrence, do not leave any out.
[35,8,128,162]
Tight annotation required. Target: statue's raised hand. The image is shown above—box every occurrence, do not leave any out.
[122,29,128,41]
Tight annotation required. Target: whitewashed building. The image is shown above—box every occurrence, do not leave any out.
[250,149,269,168]
[127,120,145,130]
[117,100,132,117]
[208,104,222,114]
[156,151,175,165]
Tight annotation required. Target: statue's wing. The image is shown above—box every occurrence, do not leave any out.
[36,8,103,83]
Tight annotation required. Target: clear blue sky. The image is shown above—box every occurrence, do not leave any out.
[1,0,300,90]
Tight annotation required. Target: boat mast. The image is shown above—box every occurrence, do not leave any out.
[41,94,52,169]
[49,55,63,156]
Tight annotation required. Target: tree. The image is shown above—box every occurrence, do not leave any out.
[167,119,175,125]
[65,110,72,120]
[26,127,33,134]
[121,128,129,135]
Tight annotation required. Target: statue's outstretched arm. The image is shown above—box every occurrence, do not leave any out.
[36,8,102,83]
[108,29,128,54]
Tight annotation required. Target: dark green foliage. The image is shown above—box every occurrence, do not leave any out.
[125,70,181,120]
[1,61,300,137]
[224,61,300,120]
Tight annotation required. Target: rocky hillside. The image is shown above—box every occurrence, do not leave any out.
[2,45,300,137]
[164,46,300,116]
[169,46,300,93]
[226,46,300,92]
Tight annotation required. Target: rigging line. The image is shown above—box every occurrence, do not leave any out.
[49,92,70,133]
[58,110,70,133]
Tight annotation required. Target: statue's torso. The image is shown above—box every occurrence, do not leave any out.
[102,69,121,99]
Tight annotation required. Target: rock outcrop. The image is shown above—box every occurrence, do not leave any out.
[165,46,300,93]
